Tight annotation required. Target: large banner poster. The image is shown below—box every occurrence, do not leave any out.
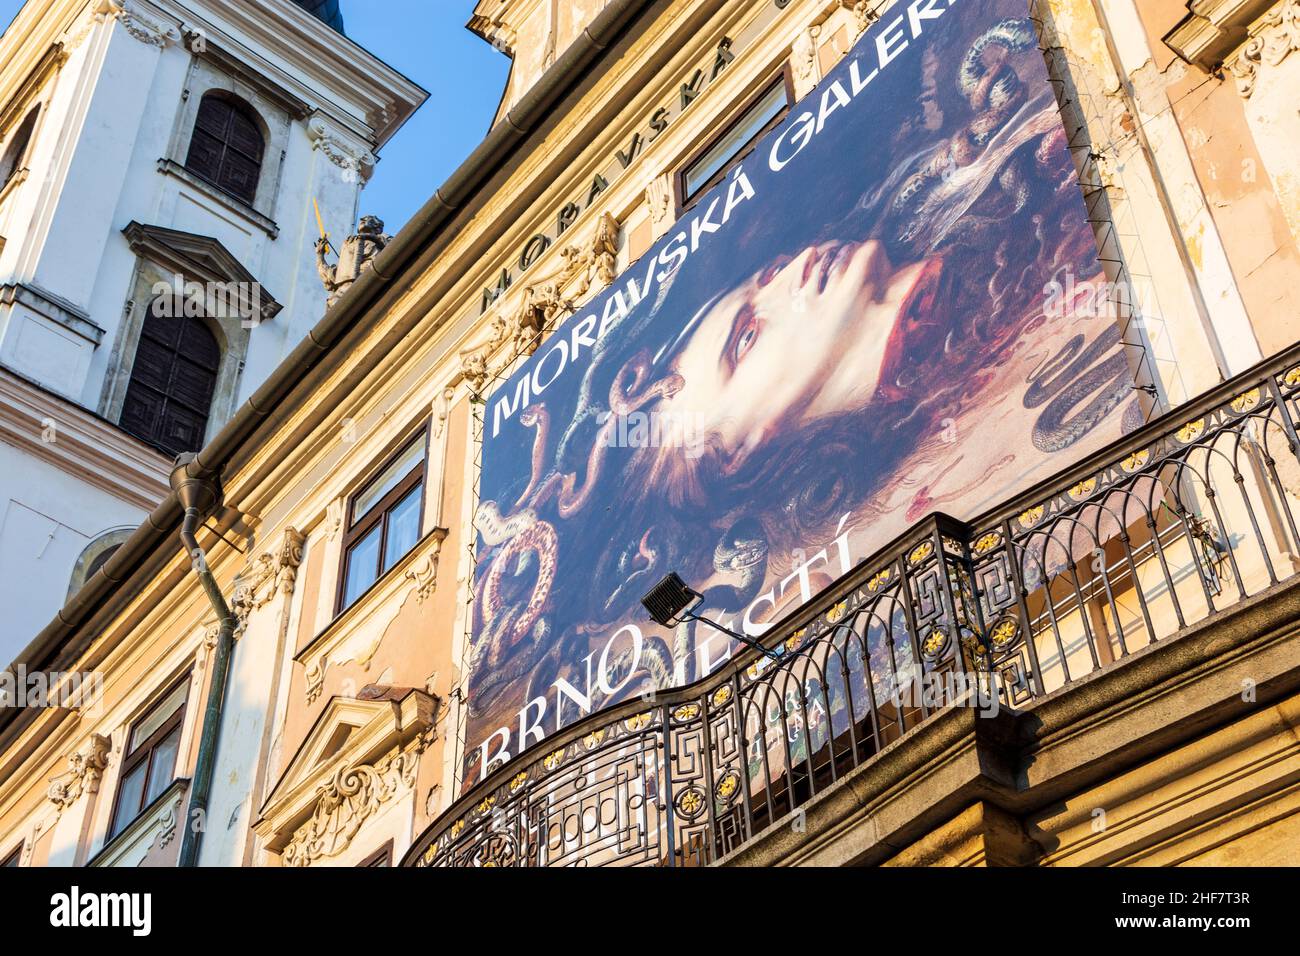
[466,0,1139,783]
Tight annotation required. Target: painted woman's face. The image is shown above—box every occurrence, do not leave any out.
[663,239,931,473]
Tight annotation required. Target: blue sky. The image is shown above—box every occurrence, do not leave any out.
[0,0,510,232]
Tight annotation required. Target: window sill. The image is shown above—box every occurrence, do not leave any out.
[156,158,280,239]
[87,777,189,868]
[295,528,449,699]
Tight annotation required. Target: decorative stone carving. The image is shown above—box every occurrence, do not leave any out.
[851,0,884,37]
[326,497,346,542]
[72,1,179,50]
[232,528,306,635]
[512,282,571,357]
[275,528,307,596]
[195,621,221,670]
[558,243,589,292]
[47,734,111,811]
[1228,0,1300,97]
[304,658,327,705]
[281,747,420,867]
[459,349,490,393]
[432,386,456,439]
[316,216,391,308]
[404,528,450,603]
[792,25,821,98]
[157,802,178,849]
[456,211,623,395]
[307,116,377,192]
[458,309,514,393]
[117,2,179,47]
[307,116,377,177]
[592,212,620,289]
[645,174,674,235]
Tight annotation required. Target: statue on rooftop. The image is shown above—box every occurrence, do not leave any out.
[315,214,391,307]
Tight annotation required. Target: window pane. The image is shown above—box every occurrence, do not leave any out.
[145,726,181,805]
[129,681,188,753]
[383,485,423,572]
[343,525,382,607]
[352,438,425,525]
[684,81,788,198]
[111,763,147,836]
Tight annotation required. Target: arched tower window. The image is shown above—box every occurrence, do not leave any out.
[120,304,220,456]
[0,106,40,190]
[67,528,134,600]
[184,93,264,204]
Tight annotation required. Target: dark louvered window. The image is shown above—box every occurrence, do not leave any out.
[184,93,264,204]
[121,305,220,456]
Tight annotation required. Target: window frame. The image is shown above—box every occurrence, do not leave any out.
[107,674,191,840]
[676,68,794,215]
[1,844,21,867]
[356,841,393,867]
[335,427,431,616]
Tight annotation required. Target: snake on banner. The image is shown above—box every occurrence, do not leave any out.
[1024,324,1132,452]
[473,351,684,688]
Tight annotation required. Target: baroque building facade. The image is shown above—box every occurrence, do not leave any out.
[1,0,1300,869]
[0,0,424,660]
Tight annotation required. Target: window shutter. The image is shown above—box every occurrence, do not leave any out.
[183,94,265,205]
[121,309,221,457]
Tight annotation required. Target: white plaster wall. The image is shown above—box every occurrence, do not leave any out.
[1241,53,1300,250]
[0,442,145,662]
[196,597,282,867]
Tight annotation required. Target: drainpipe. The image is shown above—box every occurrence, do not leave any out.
[169,453,235,868]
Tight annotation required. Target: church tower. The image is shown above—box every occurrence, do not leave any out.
[0,0,426,660]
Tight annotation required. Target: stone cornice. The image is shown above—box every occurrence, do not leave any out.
[0,0,425,149]
[0,367,170,511]
[155,0,427,145]
[1163,0,1279,69]
[122,219,283,318]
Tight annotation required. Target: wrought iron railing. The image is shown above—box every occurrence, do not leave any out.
[404,344,1300,867]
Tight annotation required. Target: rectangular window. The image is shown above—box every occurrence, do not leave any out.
[1,845,20,867]
[109,677,189,839]
[338,432,428,612]
[679,74,792,211]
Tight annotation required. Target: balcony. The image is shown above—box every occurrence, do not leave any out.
[404,344,1300,867]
